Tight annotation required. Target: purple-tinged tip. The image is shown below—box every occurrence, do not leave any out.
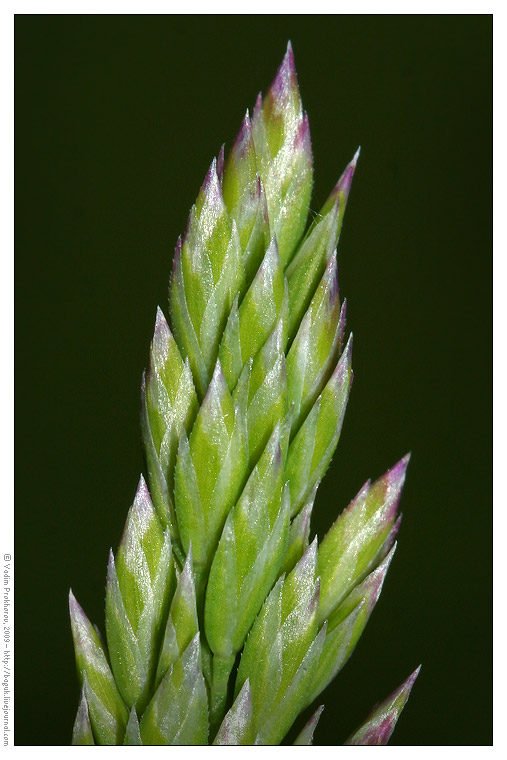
[384,453,411,495]
[367,543,397,609]
[294,704,324,745]
[153,306,171,353]
[106,548,116,585]
[345,665,420,746]
[69,590,95,650]
[295,112,312,155]
[69,587,78,613]
[200,156,222,206]
[322,253,339,308]
[308,580,321,617]
[341,478,371,521]
[253,92,263,121]
[403,665,422,691]
[332,332,353,383]
[214,678,253,745]
[383,514,403,556]
[231,110,253,160]
[131,475,154,520]
[267,42,300,110]
[331,148,360,203]
[337,300,347,347]
[368,455,409,527]
[216,144,225,183]
[297,536,318,577]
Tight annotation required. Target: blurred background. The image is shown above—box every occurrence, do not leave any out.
[15,15,492,745]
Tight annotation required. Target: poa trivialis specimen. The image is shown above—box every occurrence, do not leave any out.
[69,43,419,746]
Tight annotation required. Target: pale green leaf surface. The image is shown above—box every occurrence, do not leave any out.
[140,634,208,745]
[123,708,143,745]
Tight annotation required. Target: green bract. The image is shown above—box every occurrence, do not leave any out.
[69,42,418,745]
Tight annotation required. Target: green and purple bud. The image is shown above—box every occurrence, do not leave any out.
[309,545,397,704]
[170,158,244,398]
[344,666,421,745]
[293,705,324,746]
[222,111,270,285]
[318,454,410,621]
[251,42,313,267]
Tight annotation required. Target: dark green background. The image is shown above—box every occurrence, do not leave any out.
[15,15,492,745]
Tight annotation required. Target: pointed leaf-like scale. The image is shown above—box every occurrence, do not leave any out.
[286,336,353,517]
[217,296,242,391]
[140,372,176,542]
[140,634,209,745]
[237,236,284,364]
[287,253,343,433]
[72,686,95,745]
[252,44,313,266]
[174,360,248,580]
[216,144,225,183]
[169,236,208,397]
[284,148,358,340]
[205,421,290,658]
[235,297,289,468]
[235,575,284,702]
[279,486,316,576]
[219,237,285,390]
[344,666,421,745]
[293,705,324,745]
[105,552,145,709]
[256,625,326,746]
[170,158,244,397]
[213,679,255,746]
[142,308,198,535]
[222,111,270,285]
[286,200,340,341]
[279,540,320,691]
[219,238,285,389]
[235,542,320,738]
[318,455,409,621]
[156,544,199,690]
[69,591,128,744]
[308,546,397,705]
[106,477,175,711]
[123,708,142,745]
